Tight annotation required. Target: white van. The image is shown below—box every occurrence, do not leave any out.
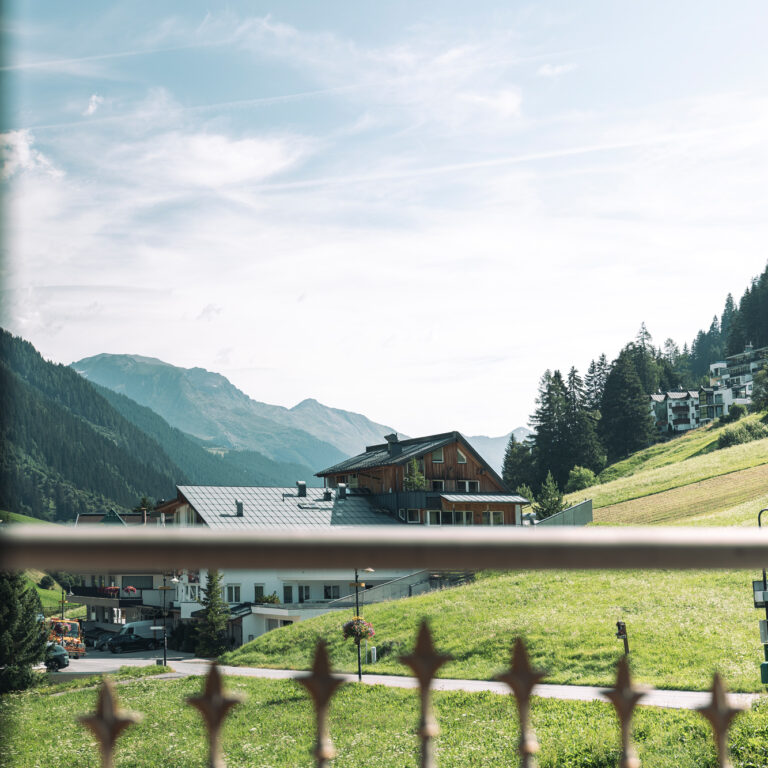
[116,620,163,644]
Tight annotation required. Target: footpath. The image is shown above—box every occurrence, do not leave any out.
[170,659,762,711]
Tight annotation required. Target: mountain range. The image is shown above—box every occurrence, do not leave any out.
[73,354,530,473]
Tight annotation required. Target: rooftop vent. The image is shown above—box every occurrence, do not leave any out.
[296,481,307,497]
[338,483,347,500]
[385,432,401,456]
[323,489,333,501]
[235,500,243,517]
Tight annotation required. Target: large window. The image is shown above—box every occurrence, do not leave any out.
[481,510,504,526]
[225,584,241,603]
[457,448,467,464]
[431,479,444,491]
[298,585,311,603]
[254,585,265,601]
[324,585,340,600]
[428,509,472,525]
[283,585,293,604]
[456,480,479,492]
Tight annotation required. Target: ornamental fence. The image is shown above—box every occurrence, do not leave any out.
[2,523,766,768]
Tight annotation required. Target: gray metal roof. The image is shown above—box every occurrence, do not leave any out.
[316,431,464,475]
[177,486,401,529]
[440,494,529,504]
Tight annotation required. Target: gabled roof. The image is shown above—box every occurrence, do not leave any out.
[177,486,401,529]
[315,430,507,489]
[75,509,127,526]
[666,391,698,400]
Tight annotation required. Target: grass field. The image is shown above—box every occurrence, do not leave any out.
[593,464,768,525]
[566,434,768,511]
[223,567,767,692]
[2,675,765,768]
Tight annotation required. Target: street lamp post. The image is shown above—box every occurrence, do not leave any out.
[353,567,374,682]
[158,574,179,666]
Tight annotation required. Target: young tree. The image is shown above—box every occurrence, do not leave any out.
[533,471,565,520]
[195,569,230,658]
[502,434,535,491]
[0,572,47,692]
[403,457,427,491]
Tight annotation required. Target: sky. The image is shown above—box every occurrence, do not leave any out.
[1,2,768,437]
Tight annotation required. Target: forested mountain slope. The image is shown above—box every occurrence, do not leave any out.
[0,330,184,520]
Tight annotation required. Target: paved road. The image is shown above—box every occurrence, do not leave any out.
[49,651,763,711]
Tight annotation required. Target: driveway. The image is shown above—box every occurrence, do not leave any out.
[44,648,196,680]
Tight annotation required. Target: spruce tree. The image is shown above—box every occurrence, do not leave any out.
[530,370,569,487]
[599,350,656,462]
[533,471,565,520]
[501,434,535,491]
[0,571,47,692]
[195,569,230,658]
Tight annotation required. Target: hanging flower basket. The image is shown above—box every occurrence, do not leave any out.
[103,586,119,596]
[342,617,375,645]
[123,585,137,594]
[52,622,67,636]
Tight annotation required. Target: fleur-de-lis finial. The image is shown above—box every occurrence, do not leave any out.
[79,679,142,768]
[298,640,345,768]
[399,620,452,768]
[496,638,547,768]
[602,656,648,768]
[697,673,745,768]
[187,663,244,768]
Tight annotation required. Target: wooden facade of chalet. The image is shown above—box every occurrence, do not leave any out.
[316,431,527,526]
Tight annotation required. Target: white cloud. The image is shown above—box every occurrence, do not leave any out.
[537,62,576,78]
[83,93,104,116]
[0,130,62,179]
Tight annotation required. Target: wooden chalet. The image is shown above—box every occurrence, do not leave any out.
[316,431,528,526]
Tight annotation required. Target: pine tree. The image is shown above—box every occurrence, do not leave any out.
[564,367,605,475]
[530,370,569,487]
[584,354,609,411]
[533,471,565,520]
[195,569,230,658]
[599,350,656,462]
[501,434,535,491]
[0,572,47,692]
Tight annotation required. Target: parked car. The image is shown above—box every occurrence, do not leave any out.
[45,642,69,671]
[107,633,155,654]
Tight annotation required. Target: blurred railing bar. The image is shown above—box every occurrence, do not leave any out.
[2,524,768,571]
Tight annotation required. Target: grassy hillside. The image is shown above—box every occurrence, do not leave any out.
[566,432,768,511]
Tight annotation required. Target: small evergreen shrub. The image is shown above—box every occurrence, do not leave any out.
[38,575,55,590]
[565,466,598,493]
[254,591,280,605]
[718,420,768,449]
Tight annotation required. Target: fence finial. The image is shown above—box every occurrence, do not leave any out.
[602,656,647,768]
[79,678,142,768]
[697,672,745,768]
[496,638,546,768]
[188,662,244,768]
[399,620,452,768]
[298,640,345,768]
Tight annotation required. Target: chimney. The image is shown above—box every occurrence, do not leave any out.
[235,500,244,517]
[141,508,147,525]
[338,483,347,500]
[323,489,333,501]
[385,433,401,456]
[297,481,307,497]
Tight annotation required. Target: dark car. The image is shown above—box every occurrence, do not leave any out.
[90,632,116,651]
[45,642,69,671]
[107,633,153,654]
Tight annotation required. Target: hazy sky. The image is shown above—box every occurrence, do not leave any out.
[2,2,767,437]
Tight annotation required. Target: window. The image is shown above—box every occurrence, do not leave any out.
[432,447,444,463]
[298,585,311,603]
[398,508,406,521]
[457,448,467,464]
[324,585,340,600]
[254,585,265,601]
[428,510,440,525]
[407,509,420,524]
[225,584,241,603]
[456,480,479,492]
[481,510,505,526]
[456,510,473,525]
[336,475,347,484]
[440,509,454,525]
[185,584,199,602]
[283,585,293,604]
[431,479,444,491]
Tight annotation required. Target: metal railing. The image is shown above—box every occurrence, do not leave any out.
[2,523,765,768]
